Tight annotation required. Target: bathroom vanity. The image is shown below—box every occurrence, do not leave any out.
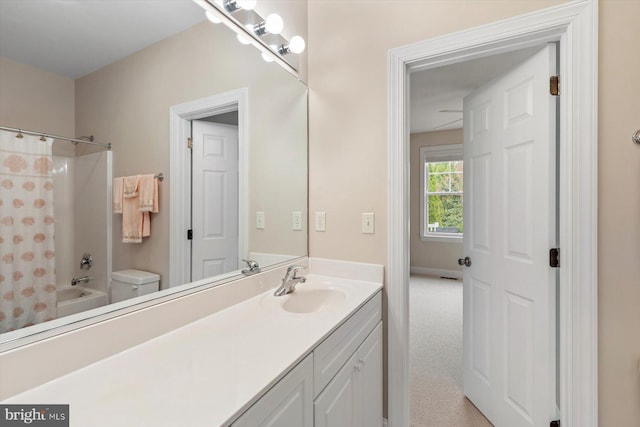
[233,289,382,427]
[4,261,383,427]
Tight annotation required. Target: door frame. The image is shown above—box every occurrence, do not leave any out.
[169,88,249,286]
[387,1,597,426]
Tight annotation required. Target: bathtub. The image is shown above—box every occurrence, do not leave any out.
[57,286,107,318]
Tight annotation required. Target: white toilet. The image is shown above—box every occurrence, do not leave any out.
[111,269,160,303]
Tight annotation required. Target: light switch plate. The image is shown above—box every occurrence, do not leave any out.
[256,211,265,229]
[362,213,375,234]
[292,211,303,231]
[315,212,326,232]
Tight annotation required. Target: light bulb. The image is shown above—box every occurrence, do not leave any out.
[261,45,278,62]
[236,0,256,10]
[289,36,305,54]
[264,14,284,35]
[205,10,222,24]
[237,31,250,45]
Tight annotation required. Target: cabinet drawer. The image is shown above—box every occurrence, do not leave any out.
[313,291,381,397]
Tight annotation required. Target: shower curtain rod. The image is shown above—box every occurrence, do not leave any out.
[0,125,111,150]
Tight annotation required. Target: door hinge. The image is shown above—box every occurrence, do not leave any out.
[550,248,560,268]
[550,76,559,96]
[187,137,193,149]
[187,229,193,240]
[550,420,560,427]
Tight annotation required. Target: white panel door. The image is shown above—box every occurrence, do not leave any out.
[463,44,557,427]
[191,120,239,281]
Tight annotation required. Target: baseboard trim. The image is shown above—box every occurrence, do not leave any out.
[409,266,462,280]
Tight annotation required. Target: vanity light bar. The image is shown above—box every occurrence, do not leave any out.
[223,0,256,13]
[193,0,301,76]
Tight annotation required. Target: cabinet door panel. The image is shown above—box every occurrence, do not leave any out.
[232,354,313,427]
[314,353,359,427]
[359,323,383,427]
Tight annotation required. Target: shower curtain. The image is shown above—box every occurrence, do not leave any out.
[0,130,57,333]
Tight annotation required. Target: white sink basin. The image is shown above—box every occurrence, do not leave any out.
[281,288,347,313]
[260,277,350,314]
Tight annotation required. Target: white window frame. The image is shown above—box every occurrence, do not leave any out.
[420,144,463,243]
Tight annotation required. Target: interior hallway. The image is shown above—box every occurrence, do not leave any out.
[409,274,492,427]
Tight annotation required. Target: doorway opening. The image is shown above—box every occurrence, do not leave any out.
[408,45,557,426]
[388,2,597,426]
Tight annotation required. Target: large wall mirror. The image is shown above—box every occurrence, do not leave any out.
[0,0,307,347]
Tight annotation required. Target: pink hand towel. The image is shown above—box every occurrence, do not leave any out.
[122,194,143,243]
[113,177,123,213]
[138,174,159,213]
[123,175,139,199]
[142,212,151,238]
[119,174,159,243]
[121,175,142,243]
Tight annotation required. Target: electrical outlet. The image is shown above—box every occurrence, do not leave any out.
[292,211,303,231]
[315,212,326,232]
[256,211,265,229]
[362,213,375,234]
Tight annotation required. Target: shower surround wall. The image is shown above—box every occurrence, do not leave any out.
[51,155,74,288]
[52,150,110,297]
[72,149,110,297]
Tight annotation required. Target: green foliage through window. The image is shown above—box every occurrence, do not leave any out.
[425,160,463,234]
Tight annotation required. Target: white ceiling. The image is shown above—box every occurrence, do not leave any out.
[0,0,205,79]
[409,47,542,134]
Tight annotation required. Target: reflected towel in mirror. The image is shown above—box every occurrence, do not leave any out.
[138,174,158,213]
[112,177,123,213]
[115,174,159,243]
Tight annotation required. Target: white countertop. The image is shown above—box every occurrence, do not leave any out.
[5,274,382,426]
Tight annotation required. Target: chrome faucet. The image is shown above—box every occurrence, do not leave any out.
[71,276,91,286]
[273,265,307,296]
[241,259,261,275]
[80,253,93,270]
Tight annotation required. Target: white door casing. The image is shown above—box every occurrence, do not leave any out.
[191,120,239,281]
[387,2,597,426]
[462,44,557,426]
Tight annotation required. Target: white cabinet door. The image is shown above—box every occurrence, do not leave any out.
[232,354,313,427]
[358,323,383,427]
[314,322,383,427]
[314,353,359,427]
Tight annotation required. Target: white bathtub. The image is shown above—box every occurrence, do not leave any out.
[57,286,107,318]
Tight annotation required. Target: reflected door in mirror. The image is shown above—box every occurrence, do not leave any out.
[191,120,239,281]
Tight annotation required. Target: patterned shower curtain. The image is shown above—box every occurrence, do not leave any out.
[0,130,57,333]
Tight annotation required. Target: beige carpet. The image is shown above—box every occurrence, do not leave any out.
[410,274,493,427]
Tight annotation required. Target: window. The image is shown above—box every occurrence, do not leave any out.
[420,144,463,241]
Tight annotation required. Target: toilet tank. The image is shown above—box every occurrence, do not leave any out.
[111,269,160,303]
